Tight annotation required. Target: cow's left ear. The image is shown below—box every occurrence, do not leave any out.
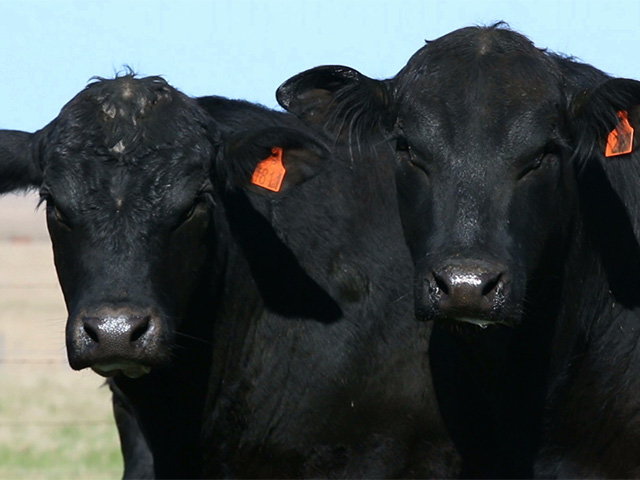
[574,78,640,241]
[573,78,640,158]
[220,126,331,194]
[276,65,393,138]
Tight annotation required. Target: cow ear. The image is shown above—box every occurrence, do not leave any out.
[276,65,393,137]
[574,78,640,157]
[0,130,41,193]
[221,127,331,194]
[574,78,640,242]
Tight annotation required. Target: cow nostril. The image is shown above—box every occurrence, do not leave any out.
[130,316,151,343]
[482,273,503,297]
[83,322,100,343]
[432,271,450,295]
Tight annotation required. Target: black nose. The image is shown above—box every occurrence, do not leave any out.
[66,307,163,374]
[426,260,508,319]
[82,314,152,346]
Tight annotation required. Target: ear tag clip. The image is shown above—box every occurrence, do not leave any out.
[605,110,634,157]
[251,147,286,192]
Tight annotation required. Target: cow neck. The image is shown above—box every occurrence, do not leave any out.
[556,159,640,351]
[535,184,640,477]
[197,146,461,477]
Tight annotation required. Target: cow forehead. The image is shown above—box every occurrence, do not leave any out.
[398,53,562,120]
[396,25,564,128]
[50,76,212,159]
[42,76,214,196]
[396,43,565,164]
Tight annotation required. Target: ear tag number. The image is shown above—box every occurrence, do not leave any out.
[605,110,634,157]
[251,147,286,192]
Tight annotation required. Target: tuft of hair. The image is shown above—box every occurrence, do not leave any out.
[277,66,393,160]
[53,74,215,162]
[324,77,394,150]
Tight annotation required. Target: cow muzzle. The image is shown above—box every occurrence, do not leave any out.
[416,259,512,327]
[66,306,166,377]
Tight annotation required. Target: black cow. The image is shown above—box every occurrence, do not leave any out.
[0,75,459,477]
[277,24,640,478]
[533,72,640,478]
[109,379,155,478]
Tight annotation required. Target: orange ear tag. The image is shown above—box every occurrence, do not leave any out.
[605,110,634,157]
[251,147,286,192]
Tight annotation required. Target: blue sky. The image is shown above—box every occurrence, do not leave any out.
[0,0,638,132]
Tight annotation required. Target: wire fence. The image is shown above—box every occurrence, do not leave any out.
[0,220,123,476]
[0,358,66,364]
[0,420,114,426]
[0,356,122,475]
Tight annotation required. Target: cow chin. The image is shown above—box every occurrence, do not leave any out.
[91,361,152,379]
[417,311,521,330]
[446,315,518,330]
[452,317,510,329]
[66,338,172,375]
[415,297,524,330]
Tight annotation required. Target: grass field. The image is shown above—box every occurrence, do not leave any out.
[0,194,122,479]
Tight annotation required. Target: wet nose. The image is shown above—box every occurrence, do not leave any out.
[428,260,508,317]
[67,307,161,372]
[82,314,151,346]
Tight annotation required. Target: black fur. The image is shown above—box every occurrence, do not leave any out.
[278,23,640,478]
[0,75,459,478]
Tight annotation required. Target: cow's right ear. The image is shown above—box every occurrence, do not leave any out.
[276,65,393,138]
[573,78,640,244]
[219,126,332,194]
[0,130,41,193]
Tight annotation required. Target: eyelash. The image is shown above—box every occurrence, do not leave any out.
[172,191,212,230]
[395,137,432,180]
[517,151,558,180]
[40,194,72,230]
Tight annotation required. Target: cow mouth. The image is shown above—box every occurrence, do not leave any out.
[444,316,514,330]
[455,317,494,329]
[91,361,151,378]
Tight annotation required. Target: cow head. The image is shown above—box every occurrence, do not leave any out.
[0,76,329,378]
[278,25,611,330]
[389,26,587,328]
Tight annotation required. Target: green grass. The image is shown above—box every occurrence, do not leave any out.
[0,368,123,479]
[0,424,121,479]
[0,240,124,479]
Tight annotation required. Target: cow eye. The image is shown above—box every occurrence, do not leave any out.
[518,151,558,180]
[396,137,410,153]
[173,195,209,230]
[175,202,198,229]
[396,137,430,177]
[42,196,72,230]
